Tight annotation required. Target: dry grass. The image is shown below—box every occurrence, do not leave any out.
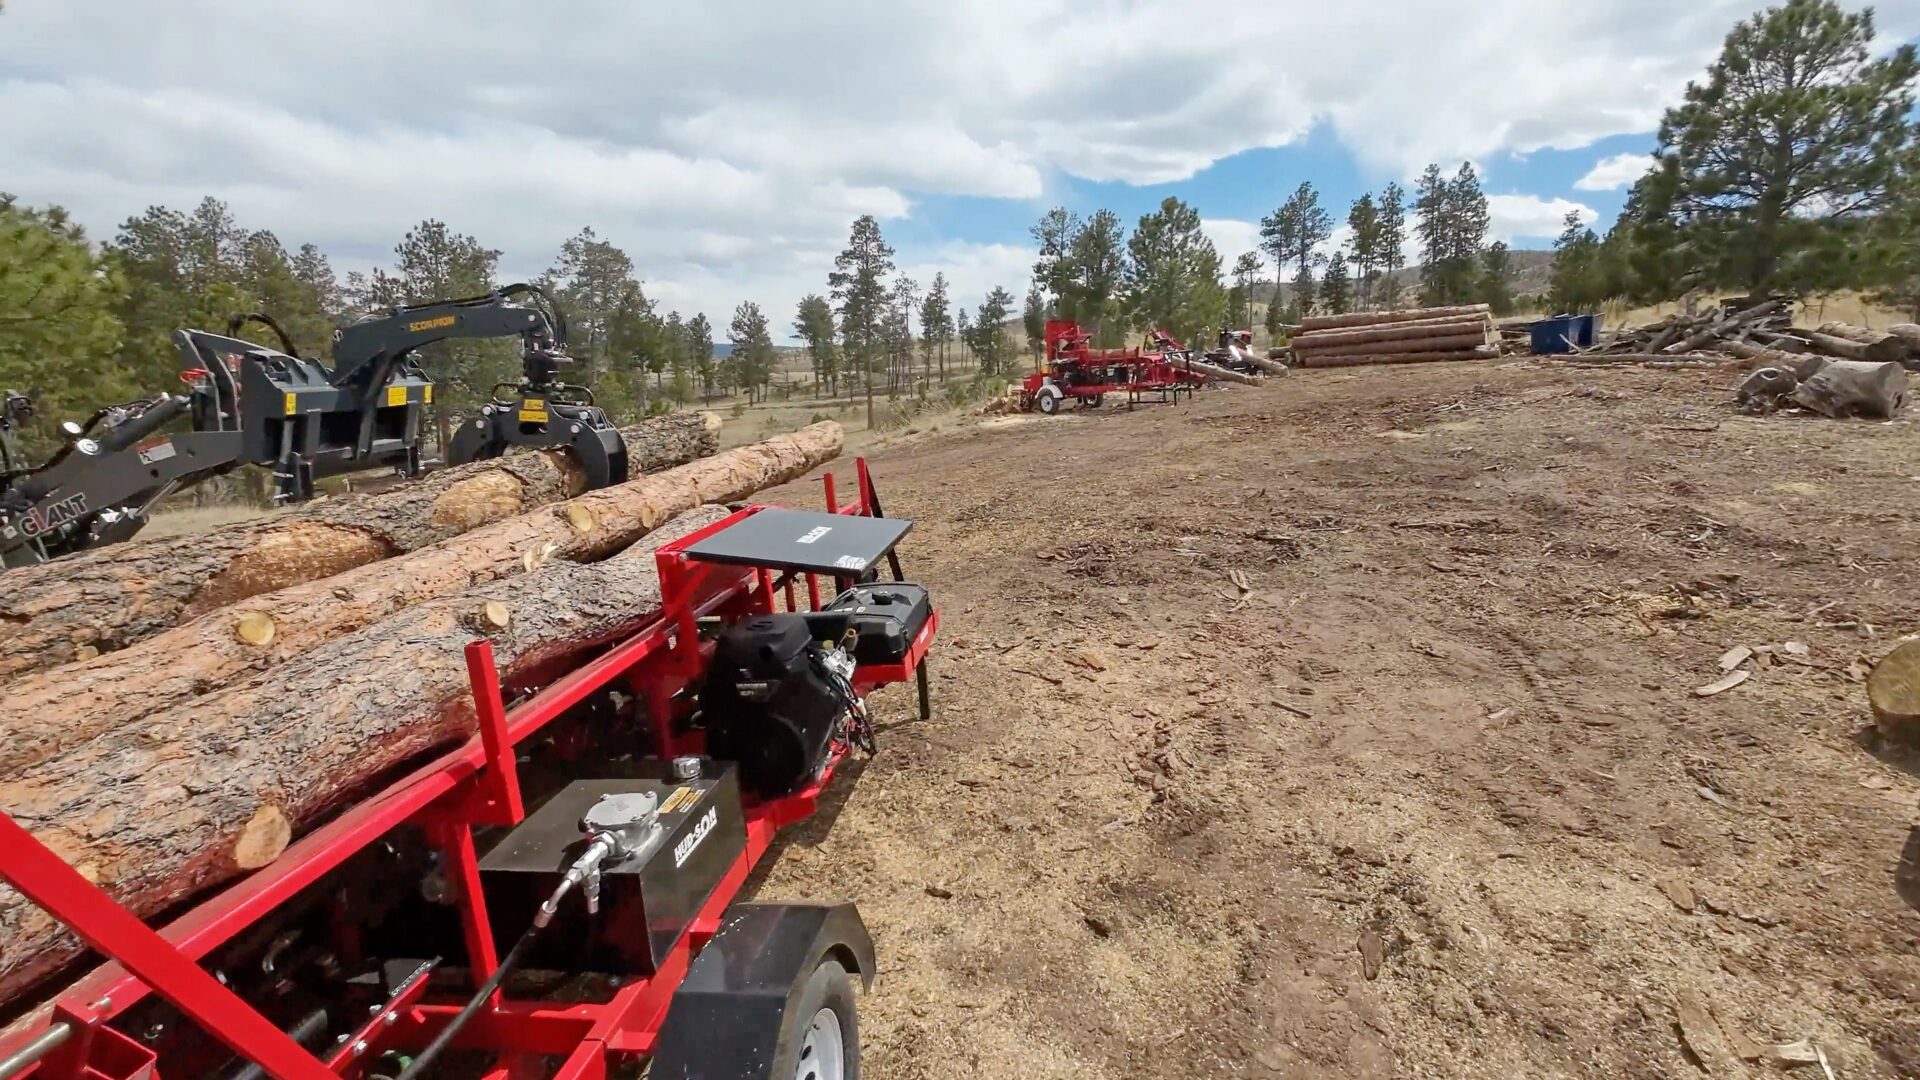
[140,504,273,539]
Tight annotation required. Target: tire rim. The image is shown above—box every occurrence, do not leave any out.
[796,1007,845,1080]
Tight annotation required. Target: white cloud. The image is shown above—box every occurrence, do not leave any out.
[1486,195,1597,243]
[1201,219,1263,265]
[0,0,1803,329]
[1575,153,1656,191]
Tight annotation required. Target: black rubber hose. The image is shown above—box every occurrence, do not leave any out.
[226,313,301,357]
[223,1008,329,1080]
[392,924,542,1080]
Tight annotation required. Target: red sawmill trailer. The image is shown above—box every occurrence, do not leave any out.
[0,461,936,1080]
[1017,320,1203,414]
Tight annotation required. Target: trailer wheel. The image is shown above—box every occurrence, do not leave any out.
[1088,393,1104,408]
[1036,388,1062,415]
[776,959,860,1080]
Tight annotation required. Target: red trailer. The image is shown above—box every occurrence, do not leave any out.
[0,461,935,1080]
[1017,321,1202,414]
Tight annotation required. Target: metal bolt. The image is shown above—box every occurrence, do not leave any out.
[90,996,112,1011]
[382,1012,398,1027]
[352,1040,368,1057]
[671,755,702,780]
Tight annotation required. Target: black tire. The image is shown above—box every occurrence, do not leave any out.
[771,959,860,1080]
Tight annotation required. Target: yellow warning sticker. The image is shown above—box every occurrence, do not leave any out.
[386,385,407,407]
[659,786,698,815]
[517,398,549,424]
[423,384,433,405]
[283,392,297,415]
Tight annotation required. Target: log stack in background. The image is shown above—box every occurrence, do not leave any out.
[0,412,721,682]
[1289,305,1497,369]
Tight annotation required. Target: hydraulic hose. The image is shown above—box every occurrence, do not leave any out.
[391,921,542,1080]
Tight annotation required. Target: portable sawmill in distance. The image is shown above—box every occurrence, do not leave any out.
[0,460,936,1080]
[1018,319,1205,414]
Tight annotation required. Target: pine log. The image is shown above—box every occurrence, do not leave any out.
[1801,329,1906,365]
[1300,305,1489,333]
[1790,359,1909,418]
[1291,316,1490,350]
[1720,341,1831,378]
[0,505,734,1004]
[0,424,842,777]
[1869,639,1920,744]
[1178,357,1264,385]
[1296,347,1498,369]
[1888,324,1920,353]
[1292,331,1492,359]
[0,412,721,683]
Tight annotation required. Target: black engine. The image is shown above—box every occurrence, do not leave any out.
[701,614,856,798]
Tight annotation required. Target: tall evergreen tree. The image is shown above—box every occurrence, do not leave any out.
[919,273,952,382]
[1259,182,1333,319]
[1347,194,1382,308]
[1029,207,1081,316]
[1548,211,1605,312]
[1125,196,1228,343]
[547,227,636,391]
[793,294,838,395]
[1022,282,1046,362]
[828,215,896,426]
[1377,182,1408,307]
[1321,251,1352,314]
[726,301,776,403]
[1231,251,1263,330]
[1478,241,1516,315]
[684,313,715,401]
[1648,0,1918,292]
[1068,209,1126,342]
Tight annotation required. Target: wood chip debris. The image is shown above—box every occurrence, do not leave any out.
[1357,929,1385,980]
[1693,669,1751,697]
[1654,872,1697,913]
[1717,645,1753,671]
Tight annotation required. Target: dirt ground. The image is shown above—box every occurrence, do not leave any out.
[751,359,1920,1079]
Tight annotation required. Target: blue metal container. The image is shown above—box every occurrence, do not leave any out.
[1530,314,1602,354]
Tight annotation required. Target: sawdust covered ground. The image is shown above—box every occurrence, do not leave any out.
[751,360,1920,1079]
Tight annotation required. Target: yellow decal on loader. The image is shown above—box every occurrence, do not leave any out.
[423,384,433,404]
[283,392,297,415]
[517,398,549,424]
[407,314,457,332]
[386,385,407,407]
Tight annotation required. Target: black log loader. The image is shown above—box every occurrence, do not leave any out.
[0,284,626,568]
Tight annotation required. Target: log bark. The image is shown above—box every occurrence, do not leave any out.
[1800,330,1906,365]
[1790,360,1909,418]
[1293,331,1492,359]
[1888,324,1920,353]
[0,412,721,682]
[1869,639,1920,744]
[1296,347,1498,369]
[1300,305,1489,333]
[1720,341,1830,378]
[1178,357,1264,385]
[0,506,734,1004]
[0,423,842,777]
[1291,316,1490,351]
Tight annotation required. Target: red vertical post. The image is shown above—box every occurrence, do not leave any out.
[0,816,336,1080]
[465,640,524,825]
[433,819,502,998]
[822,472,838,514]
[856,457,875,516]
[806,573,821,611]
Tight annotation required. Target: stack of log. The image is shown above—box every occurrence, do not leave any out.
[1289,305,1498,369]
[1552,298,1914,418]
[0,421,845,1003]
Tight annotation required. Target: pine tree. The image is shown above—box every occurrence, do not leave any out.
[1068,209,1126,342]
[1347,194,1381,309]
[793,294,837,395]
[727,301,775,403]
[1321,251,1352,314]
[547,227,636,392]
[0,197,130,450]
[1023,282,1046,362]
[684,313,715,402]
[1651,0,1919,292]
[1259,182,1333,319]
[1478,242,1515,315]
[1548,211,1605,312]
[1125,196,1228,344]
[919,273,952,383]
[1030,207,1081,317]
[1231,251,1262,330]
[1377,183,1408,307]
[972,287,1017,376]
[828,215,896,426]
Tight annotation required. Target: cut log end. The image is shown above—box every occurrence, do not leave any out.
[564,504,598,535]
[469,601,513,634]
[233,611,276,647]
[233,805,291,869]
[1869,639,1920,743]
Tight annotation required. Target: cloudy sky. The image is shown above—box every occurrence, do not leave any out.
[3,1,1918,340]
